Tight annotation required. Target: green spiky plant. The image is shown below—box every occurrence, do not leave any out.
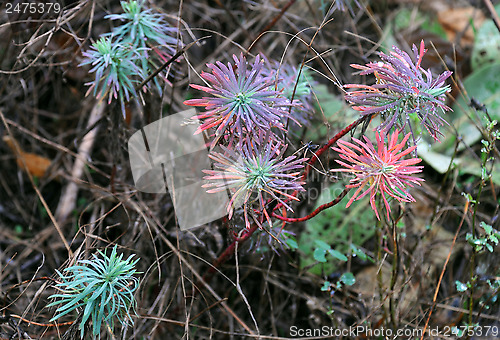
[48,246,140,339]
[80,0,180,117]
[80,36,144,116]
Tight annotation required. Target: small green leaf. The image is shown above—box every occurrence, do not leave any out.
[314,240,331,251]
[286,238,298,250]
[350,244,373,263]
[321,281,331,291]
[462,192,477,204]
[340,272,356,286]
[396,219,405,229]
[313,248,327,263]
[328,249,348,262]
[480,222,493,234]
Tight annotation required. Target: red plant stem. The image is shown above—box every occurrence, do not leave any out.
[198,223,260,289]
[273,114,370,212]
[272,187,350,222]
[196,115,370,292]
[303,114,369,179]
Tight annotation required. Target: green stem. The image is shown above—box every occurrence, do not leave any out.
[469,179,484,325]
[375,196,387,322]
[388,248,396,329]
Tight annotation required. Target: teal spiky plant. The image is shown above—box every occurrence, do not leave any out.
[80,36,143,116]
[48,246,140,339]
[80,0,180,117]
[106,0,180,92]
[106,0,178,53]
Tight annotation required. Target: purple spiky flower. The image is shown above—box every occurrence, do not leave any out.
[345,41,452,141]
[333,129,424,220]
[184,53,293,145]
[202,135,307,228]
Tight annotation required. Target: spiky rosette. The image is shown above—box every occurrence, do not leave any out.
[333,129,424,220]
[345,41,452,142]
[184,53,294,146]
[80,37,144,116]
[203,136,307,228]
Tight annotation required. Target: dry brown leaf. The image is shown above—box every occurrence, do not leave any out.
[3,136,51,177]
[437,7,485,46]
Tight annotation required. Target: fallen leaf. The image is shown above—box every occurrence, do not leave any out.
[437,7,485,46]
[3,136,51,177]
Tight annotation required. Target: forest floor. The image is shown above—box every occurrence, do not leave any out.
[1,0,499,339]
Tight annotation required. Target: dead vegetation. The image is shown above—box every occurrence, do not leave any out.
[0,0,499,339]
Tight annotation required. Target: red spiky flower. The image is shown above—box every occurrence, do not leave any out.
[333,130,424,220]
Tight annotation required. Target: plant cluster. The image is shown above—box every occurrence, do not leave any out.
[3,0,497,337]
[185,41,450,230]
[344,41,452,142]
[324,41,456,222]
[185,54,310,231]
[466,221,499,253]
[80,0,180,116]
[48,246,140,339]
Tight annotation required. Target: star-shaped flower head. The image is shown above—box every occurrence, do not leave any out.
[184,53,294,146]
[80,37,144,117]
[106,0,181,93]
[333,130,424,220]
[202,134,307,228]
[106,0,178,51]
[345,41,452,142]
